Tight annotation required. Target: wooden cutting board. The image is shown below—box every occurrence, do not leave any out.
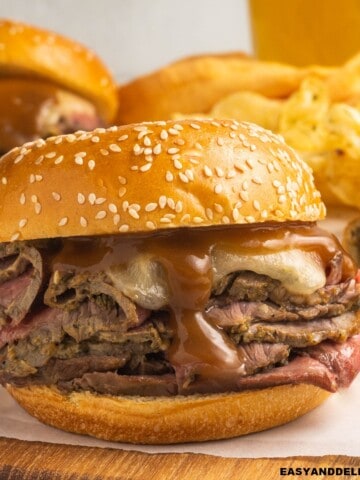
[0,437,359,479]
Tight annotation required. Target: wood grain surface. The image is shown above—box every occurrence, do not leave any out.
[0,437,359,480]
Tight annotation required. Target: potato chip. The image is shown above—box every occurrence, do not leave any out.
[279,77,329,151]
[210,91,282,131]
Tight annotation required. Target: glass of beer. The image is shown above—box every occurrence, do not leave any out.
[248,0,360,66]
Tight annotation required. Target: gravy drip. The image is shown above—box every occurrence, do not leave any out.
[50,223,356,391]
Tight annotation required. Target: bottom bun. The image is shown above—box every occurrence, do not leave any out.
[6,384,330,444]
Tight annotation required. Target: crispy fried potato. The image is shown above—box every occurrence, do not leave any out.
[210,91,282,131]
[279,77,329,151]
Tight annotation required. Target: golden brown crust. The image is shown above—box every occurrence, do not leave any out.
[6,384,330,444]
[0,19,117,122]
[0,119,325,242]
[115,53,333,124]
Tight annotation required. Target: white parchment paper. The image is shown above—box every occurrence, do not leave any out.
[0,209,359,458]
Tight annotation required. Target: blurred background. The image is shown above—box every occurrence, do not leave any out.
[0,0,252,81]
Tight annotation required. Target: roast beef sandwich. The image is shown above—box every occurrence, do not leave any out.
[0,119,359,444]
[0,19,117,154]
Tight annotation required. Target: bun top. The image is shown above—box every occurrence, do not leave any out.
[0,119,325,242]
[0,19,117,122]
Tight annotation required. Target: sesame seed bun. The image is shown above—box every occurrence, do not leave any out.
[0,19,117,122]
[6,383,330,444]
[0,119,325,243]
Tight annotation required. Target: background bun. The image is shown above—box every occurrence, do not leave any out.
[0,19,117,122]
[0,119,325,243]
[7,383,330,444]
[115,53,333,124]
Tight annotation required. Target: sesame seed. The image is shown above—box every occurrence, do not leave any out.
[14,154,24,164]
[119,225,130,233]
[275,209,284,217]
[35,175,43,182]
[145,203,157,212]
[29,174,35,184]
[181,214,191,223]
[215,167,224,177]
[20,193,26,205]
[240,191,249,202]
[193,217,204,224]
[211,121,221,127]
[234,163,245,173]
[174,138,185,146]
[80,216,88,227]
[118,176,127,185]
[75,156,83,165]
[45,152,56,158]
[35,203,41,214]
[109,203,117,213]
[54,137,63,145]
[214,184,223,194]
[118,187,127,198]
[140,163,152,172]
[1,177,7,185]
[95,197,106,205]
[174,159,182,169]
[143,136,152,147]
[88,193,96,205]
[252,176,263,185]
[279,195,286,204]
[167,198,175,210]
[195,142,203,150]
[128,208,139,219]
[110,144,121,153]
[95,210,107,219]
[55,155,64,165]
[222,216,230,224]
[242,181,249,191]
[253,200,261,211]
[35,155,44,165]
[165,171,174,182]
[246,158,254,169]
[168,147,179,155]
[159,196,167,209]
[235,201,242,209]
[144,147,153,156]
[77,193,85,204]
[227,170,236,179]
[153,143,162,155]
[10,233,20,242]
[232,208,240,221]
[179,172,189,183]
[91,136,100,143]
[173,123,184,131]
[133,125,148,132]
[277,186,285,194]
[250,144,256,151]
[100,149,109,156]
[146,221,156,230]
[172,154,181,161]
[168,128,179,135]
[31,195,38,203]
[273,180,281,188]
[190,123,201,130]
[160,217,172,223]
[217,138,225,146]
[113,214,121,225]
[87,160,96,170]
[118,135,129,142]
[204,166,212,177]
[175,201,183,213]
[261,210,268,219]
[206,208,213,220]
[19,219,27,228]
[245,215,255,223]
[160,130,168,140]
[51,192,61,202]
[214,203,223,213]
[185,169,194,181]
[58,217,68,226]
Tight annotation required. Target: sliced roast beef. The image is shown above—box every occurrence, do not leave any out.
[45,270,148,330]
[240,312,360,347]
[212,270,360,309]
[60,373,178,397]
[0,242,43,326]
